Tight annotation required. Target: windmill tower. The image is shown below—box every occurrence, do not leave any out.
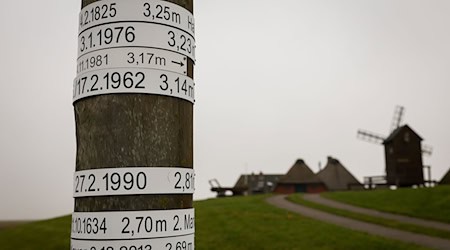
[357,106,432,187]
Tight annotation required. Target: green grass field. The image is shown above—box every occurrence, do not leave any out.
[0,216,70,250]
[0,195,430,250]
[322,185,450,223]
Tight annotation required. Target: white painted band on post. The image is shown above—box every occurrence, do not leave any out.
[73,167,195,197]
[71,233,195,250]
[79,0,195,37]
[72,68,195,103]
[76,48,188,76]
[78,22,196,61]
[71,208,194,240]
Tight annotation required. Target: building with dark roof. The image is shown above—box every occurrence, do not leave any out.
[209,172,284,197]
[440,168,450,185]
[317,156,362,191]
[274,159,327,194]
[234,172,284,195]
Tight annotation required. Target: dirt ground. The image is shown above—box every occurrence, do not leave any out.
[0,221,32,230]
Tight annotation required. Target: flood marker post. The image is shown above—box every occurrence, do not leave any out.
[71,0,195,249]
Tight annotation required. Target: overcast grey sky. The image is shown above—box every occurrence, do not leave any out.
[1,0,449,220]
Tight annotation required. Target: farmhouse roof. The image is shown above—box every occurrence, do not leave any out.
[278,159,322,184]
[317,156,362,191]
[383,124,423,144]
[234,173,284,188]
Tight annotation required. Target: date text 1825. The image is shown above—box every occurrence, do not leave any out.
[79,3,117,29]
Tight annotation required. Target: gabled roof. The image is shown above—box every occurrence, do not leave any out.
[440,168,450,185]
[317,156,362,190]
[234,173,284,188]
[278,159,322,184]
[383,124,423,144]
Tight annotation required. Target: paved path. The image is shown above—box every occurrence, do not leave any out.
[304,194,450,232]
[266,195,450,250]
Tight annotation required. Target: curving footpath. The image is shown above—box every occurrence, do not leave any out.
[266,195,450,250]
[303,194,450,232]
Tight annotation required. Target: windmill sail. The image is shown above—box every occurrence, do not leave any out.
[421,144,433,156]
[390,105,404,132]
[357,129,386,144]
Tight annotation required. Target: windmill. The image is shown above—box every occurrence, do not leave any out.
[357,105,432,187]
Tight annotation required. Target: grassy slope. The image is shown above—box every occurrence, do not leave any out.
[287,194,450,240]
[0,216,70,250]
[322,186,450,223]
[0,195,429,250]
[195,195,428,250]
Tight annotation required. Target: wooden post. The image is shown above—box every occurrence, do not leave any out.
[72,0,195,248]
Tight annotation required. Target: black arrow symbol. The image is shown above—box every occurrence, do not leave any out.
[172,60,184,67]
